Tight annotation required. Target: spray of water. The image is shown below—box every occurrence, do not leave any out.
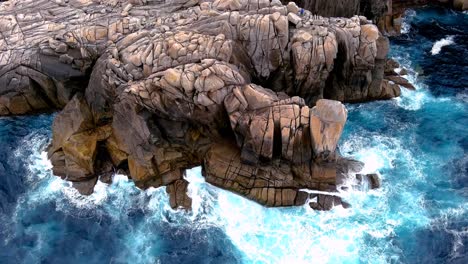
[430,36,455,55]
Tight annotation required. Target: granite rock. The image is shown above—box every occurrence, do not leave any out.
[0,0,387,210]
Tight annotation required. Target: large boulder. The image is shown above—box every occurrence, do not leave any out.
[310,99,347,160]
[166,179,192,210]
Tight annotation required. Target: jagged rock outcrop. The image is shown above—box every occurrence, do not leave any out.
[0,0,410,116]
[0,0,398,210]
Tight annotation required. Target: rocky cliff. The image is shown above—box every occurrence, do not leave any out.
[0,0,407,210]
[284,0,468,35]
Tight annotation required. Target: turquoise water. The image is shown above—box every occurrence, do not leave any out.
[0,7,467,264]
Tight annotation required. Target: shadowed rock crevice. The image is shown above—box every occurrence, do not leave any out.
[0,0,414,210]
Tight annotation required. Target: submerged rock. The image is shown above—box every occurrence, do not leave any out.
[356,173,382,190]
[0,0,391,210]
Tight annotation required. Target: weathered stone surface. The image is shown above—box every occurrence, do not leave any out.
[309,193,344,211]
[1,0,388,210]
[309,99,347,160]
[204,141,359,207]
[0,0,411,117]
[356,173,382,190]
[73,177,98,195]
[166,179,192,210]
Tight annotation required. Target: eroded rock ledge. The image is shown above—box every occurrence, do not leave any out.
[0,0,404,210]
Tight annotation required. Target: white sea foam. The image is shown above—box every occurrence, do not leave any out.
[391,53,455,111]
[401,9,416,34]
[431,36,455,55]
[9,113,431,264]
[430,204,468,260]
[390,53,431,110]
[9,129,429,264]
[11,64,462,264]
[185,129,429,263]
[22,131,416,261]
[401,22,411,35]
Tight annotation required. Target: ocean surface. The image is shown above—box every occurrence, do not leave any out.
[0,6,467,264]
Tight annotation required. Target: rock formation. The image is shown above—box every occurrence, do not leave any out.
[377,0,467,35]
[283,0,467,36]
[0,0,414,210]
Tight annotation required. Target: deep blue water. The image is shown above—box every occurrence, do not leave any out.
[0,6,467,264]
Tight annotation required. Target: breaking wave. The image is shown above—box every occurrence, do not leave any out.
[431,36,455,55]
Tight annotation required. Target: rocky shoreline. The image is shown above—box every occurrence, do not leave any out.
[279,1,467,36]
[0,0,453,210]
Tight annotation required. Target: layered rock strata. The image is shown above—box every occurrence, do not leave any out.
[0,0,407,210]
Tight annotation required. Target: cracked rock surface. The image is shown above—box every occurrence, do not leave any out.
[0,0,401,210]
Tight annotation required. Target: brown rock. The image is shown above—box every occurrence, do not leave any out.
[1,0,388,211]
[73,177,98,195]
[386,75,415,90]
[309,194,343,211]
[356,173,381,189]
[62,132,98,175]
[310,99,347,159]
[166,179,192,210]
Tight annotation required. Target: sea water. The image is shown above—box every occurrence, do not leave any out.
[0,6,467,264]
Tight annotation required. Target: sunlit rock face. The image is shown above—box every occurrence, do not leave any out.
[310,99,347,159]
[0,0,406,210]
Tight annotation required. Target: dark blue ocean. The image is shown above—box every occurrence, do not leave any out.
[0,7,467,264]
